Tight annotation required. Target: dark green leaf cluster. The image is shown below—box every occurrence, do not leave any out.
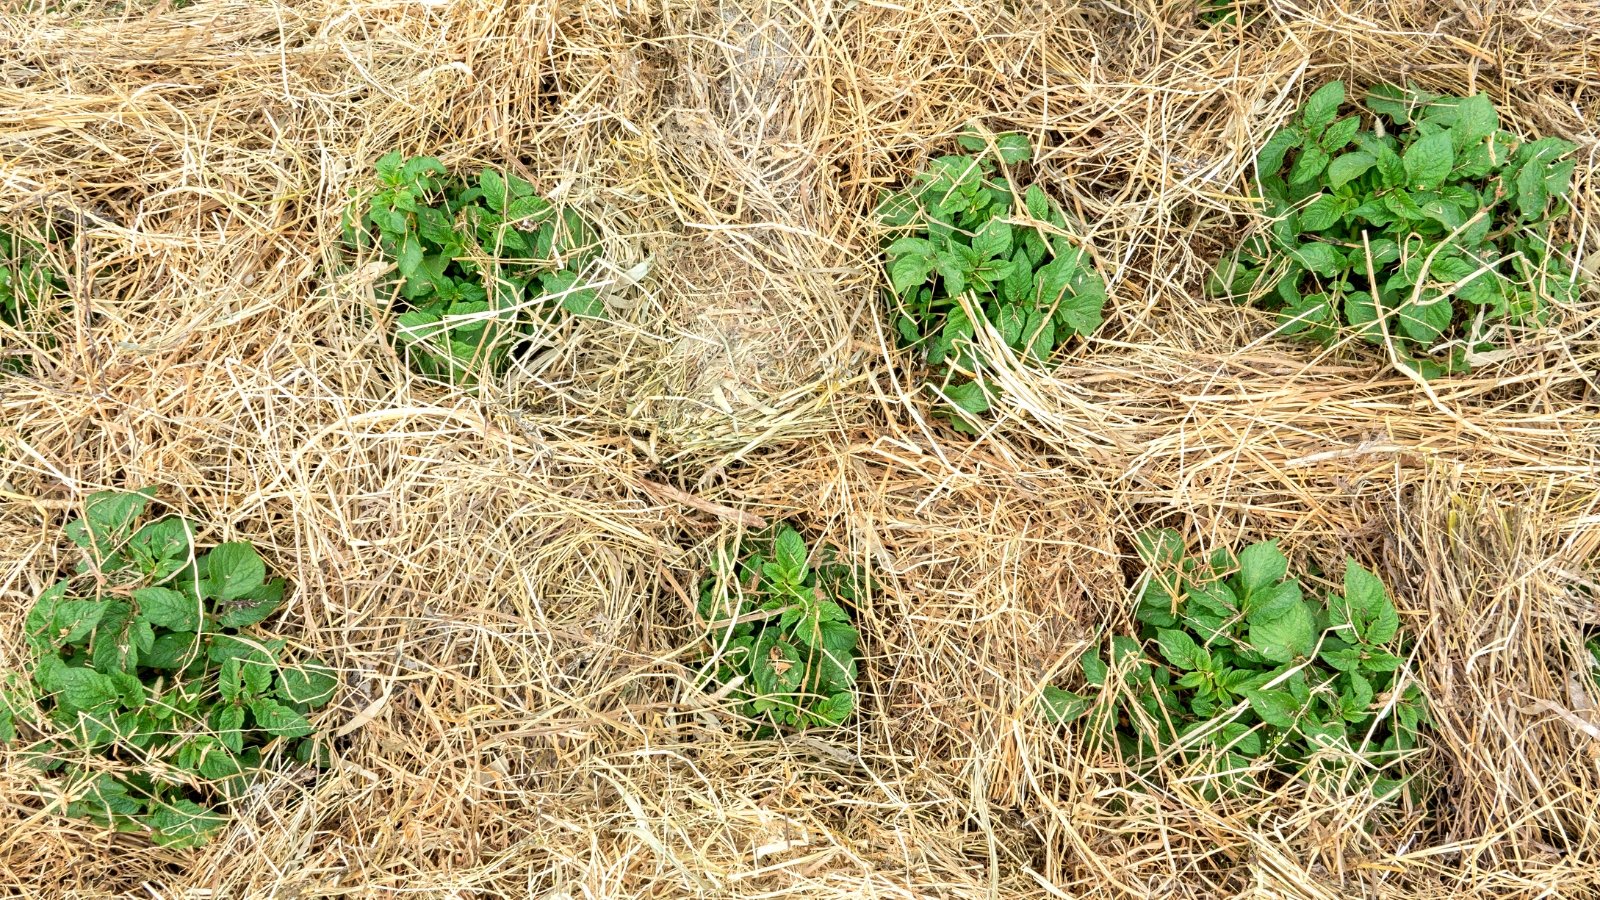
[0,491,338,848]
[0,225,66,331]
[1044,530,1428,802]
[344,151,604,384]
[696,524,863,730]
[1213,81,1581,375]
[878,131,1107,429]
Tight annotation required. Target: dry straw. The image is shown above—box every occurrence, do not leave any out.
[1,0,1597,897]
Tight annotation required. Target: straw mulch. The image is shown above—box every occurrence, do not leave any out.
[2,0,1598,896]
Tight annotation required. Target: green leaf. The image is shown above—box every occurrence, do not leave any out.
[1403,131,1455,189]
[1364,83,1433,124]
[1080,652,1109,687]
[1288,146,1331,185]
[1289,242,1343,277]
[70,490,154,561]
[1301,81,1346,132]
[750,634,805,698]
[249,699,315,738]
[1040,686,1091,724]
[1132,525,1184,566]
[1256,128,1301,176]
[217,579,286,629]
[1362,650,1404,673]
[1398,294,1451,343]
[1299,195,1342,231]
[1246,689,1300,728]
[1340,672,1374,722]
[1278,293,1335,337]
[1023,184,1050,221]
[942,381,991,415]
[1340,559,1400,644]
[1453,93,1498,146]
[1326,152,1376,190]
[214,704,246,753]
[993,133,1032,165]
[203,543,267,602]
[240,652,276,697]
[1321,116,1360,151]
[1516,161,1550,220]
[129,517,193,583]
[278,659,339,709]
[933,250,968,296]
[1244,578,1304,624]
[1321,646,1365,672]
[479,169,508,212]
[1156,629,1202,670]
[772,527,809,583]
[53,667,117,712]
[889,254,935,295]
[810,691,854,727]
[53,599,109,646]
[972,220,1013,260]
[143,631,198,670]
[1248,600,1316,663]
[145,799,227,848]
[133,587,200,632]
[1135,528,1184,569]
[1236,540,1288,598]
[1023,310,1055,362]
[1344,291,1381,342]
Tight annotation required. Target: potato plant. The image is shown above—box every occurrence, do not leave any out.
[0,491,337,847]
[1045,531,1429,802]
[697,525,863,731]
[1214,81,1581,376]
[345,152,604,384]
[879,130,1107,430]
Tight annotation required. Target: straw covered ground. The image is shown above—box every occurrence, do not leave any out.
[2,0,1599,897]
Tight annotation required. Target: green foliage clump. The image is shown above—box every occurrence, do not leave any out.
[1044,530,1429,802]
[697,524,863,730]
[1213,81,1581,376]
[0,226,66,332]
[345,151,605,384]
[878,130,1107,429]
[0,491,338,848]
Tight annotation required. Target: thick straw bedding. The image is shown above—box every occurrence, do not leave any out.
[1,0,1598,896]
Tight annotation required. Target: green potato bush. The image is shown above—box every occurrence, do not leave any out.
[0,490,338,847]
[1213,81,1581,376]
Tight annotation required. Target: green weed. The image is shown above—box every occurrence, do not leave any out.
[0,490,337,848]
[1044,530,1429,803]
[697,524,863,731]
[344,152,605,384]
[878,129,1107,430]
[1213,81,1581,376]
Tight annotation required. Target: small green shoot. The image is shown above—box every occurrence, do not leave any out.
[1213,81,1581,376]
[0,491,338,848]
[697,524,863,731]
[878,129,1107,430]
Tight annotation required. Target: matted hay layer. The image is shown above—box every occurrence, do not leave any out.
[2,0,1598,897]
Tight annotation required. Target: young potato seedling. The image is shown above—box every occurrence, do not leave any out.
[697,524,863,731]
[879,129,1107,430]
[345,152,605,384]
